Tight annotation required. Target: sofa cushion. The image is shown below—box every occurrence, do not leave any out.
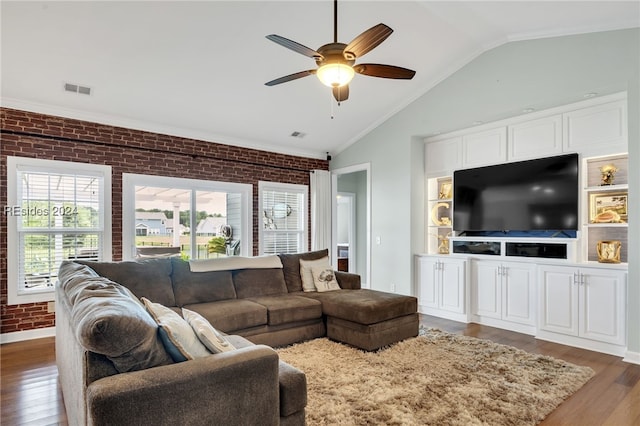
[278,249,329,292]
[310,266,340,292]
[182,308,236,354]
[76,258,176,307]
[171,258,236,306]
[299,257,331,292]
[233,269,288,299]
[183,299,268,333]
[142,298,211,362]
[248,295,322,326]
[58,261,173,373]
[302,289,418,325]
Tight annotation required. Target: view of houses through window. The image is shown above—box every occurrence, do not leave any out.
[133,186,243,259]
[122,174,252,260]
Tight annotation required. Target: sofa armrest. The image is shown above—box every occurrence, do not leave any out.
[86,345,280,426]
[335,271,361,290]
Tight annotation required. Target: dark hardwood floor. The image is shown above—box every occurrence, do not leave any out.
[1,314,638,425]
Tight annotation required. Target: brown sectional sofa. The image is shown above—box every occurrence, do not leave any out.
[56,249,418,425]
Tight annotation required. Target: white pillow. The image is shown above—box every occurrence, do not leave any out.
[299,256,331,292]
[142,298,211,362]
[311,266,341,292]
[182,308,236,354]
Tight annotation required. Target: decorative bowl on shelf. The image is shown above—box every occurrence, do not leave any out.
[596,240,621,263]
[592,210,621,223]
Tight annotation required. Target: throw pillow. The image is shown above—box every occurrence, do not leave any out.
[310,266,341,292]
[299,256,331,292]
[182,308,236,354]
[142,298,211,362]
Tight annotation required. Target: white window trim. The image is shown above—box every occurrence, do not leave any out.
[122,173,253,260]
[6,156,112,305]
[258,181,308,255]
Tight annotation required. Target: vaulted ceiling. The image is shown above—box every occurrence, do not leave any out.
[2,1,638,159]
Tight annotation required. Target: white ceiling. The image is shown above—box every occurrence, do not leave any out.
[2,1,638,159]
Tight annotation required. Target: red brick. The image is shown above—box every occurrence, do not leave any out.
[1,106,328,334]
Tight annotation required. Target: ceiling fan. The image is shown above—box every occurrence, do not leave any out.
[264,0,416,103]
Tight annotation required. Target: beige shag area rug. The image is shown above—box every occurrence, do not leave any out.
[277,329,594,425]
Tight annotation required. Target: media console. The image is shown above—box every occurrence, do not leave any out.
[450,237,576,261]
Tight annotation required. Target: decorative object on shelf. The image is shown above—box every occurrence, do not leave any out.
[430,202,450,226]
[430,232,452,254]
[437,235,451,254]
[596,240,621,263]
[589,192,627,223]
[599,164,618,185]
[439,182,452,199]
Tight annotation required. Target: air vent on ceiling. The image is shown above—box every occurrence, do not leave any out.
[64,82,92,95]
[290,131,306,138]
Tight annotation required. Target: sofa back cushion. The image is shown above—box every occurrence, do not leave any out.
[76,258,176,306]
[278,249,329,293]
[58,261,173,373]
[233,269,288,298]
[170,258,236,306]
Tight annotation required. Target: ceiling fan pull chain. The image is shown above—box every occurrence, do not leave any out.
[330,90,335,119]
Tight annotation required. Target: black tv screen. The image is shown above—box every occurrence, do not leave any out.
[453,154,579,233]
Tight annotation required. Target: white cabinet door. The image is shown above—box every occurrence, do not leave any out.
[417,257,438,309]
[472,260,501,319]
[440,260,466,314]
[538,266,579,336]
[581,269,626,345]
[425,136,461,176]
[502,262,536,326]
[508,115,562,161]
[462,127,507,168]
[563,99,627,156]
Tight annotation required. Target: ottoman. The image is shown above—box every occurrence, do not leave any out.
[302,289,419,351]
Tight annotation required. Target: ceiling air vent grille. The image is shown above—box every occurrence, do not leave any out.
[64,82,92,95]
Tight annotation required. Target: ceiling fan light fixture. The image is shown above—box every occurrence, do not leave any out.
[317,63,354,87]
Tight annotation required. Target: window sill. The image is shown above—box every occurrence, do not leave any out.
[8,289,55,306]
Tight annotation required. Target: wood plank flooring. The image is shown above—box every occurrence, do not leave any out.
[1,315,638,425]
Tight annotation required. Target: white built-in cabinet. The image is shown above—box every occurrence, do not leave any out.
[418,92,629,358]
[425,136,461,176]
[461,127,507,168]
[471,260,536,334]
[508,114,563,161]
[564,99,627,156]
[537,265,626,355]
[416,256,467,322]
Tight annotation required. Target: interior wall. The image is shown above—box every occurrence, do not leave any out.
[330,28,640,352]
[0,108,328,335]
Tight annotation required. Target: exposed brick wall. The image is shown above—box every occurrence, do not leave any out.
[0,107,328,334]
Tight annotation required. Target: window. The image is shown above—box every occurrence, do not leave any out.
[122,174,252,260]
[6,157,112,304]
[259,181,308,255]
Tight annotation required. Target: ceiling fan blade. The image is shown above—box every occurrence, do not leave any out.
[353,63,416,80]
[343,23,393,60]
[332,85,349,102]
[266,34,323,60]
[265,70,316,86]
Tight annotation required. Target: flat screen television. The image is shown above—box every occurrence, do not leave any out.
[453,153,579,234]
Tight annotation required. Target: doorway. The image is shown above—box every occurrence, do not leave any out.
[332,164,370,288]
[336,192,355,273]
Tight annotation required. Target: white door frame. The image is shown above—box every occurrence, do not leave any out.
[331,163,371,288]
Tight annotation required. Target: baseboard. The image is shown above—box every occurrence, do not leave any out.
[623,350,640,365]
[0,327,56,344]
